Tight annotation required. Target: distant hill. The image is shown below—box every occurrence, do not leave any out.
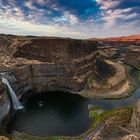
[91,34,140,42]
[90,34,140,45]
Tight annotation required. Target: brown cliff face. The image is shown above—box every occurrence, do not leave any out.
[10,38,97,62]
[0,35,98,96]
[90,34,140,69]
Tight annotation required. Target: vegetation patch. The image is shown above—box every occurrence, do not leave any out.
[88,105,102,111]
[88,105,104,118]
[91,106,133,129]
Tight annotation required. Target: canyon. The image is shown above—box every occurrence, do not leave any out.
[0,34,137,98]
[0,34,140,140]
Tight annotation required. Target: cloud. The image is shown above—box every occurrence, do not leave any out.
[96,0,120,10]
[36,0,46,5]
[0,0,140,38]
[64,12,79,25]
[25,1,36,10]
[102,7,139,26]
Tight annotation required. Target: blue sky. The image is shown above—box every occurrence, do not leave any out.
[0,0,140,38]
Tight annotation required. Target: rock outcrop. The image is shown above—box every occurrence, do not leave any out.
[131,99,140,134]
[121,134,139,140]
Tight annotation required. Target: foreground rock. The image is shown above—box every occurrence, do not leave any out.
[131,99,140,134]
[89,100,140,140]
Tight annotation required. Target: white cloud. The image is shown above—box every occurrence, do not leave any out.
[64,12,79,25]
[0,15,140,39]
[103,8,135,26]
[36,0,46,5]
[25,1,36,10]
[0,17,60,33]
[53,12,79,25]
[0,0,140,39]
[0,0,25,21]
[96,0,120,10]
[0,12,82,38]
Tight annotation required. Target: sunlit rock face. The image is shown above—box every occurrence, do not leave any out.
[0,36,98,96]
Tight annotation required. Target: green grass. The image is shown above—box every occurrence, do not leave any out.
[88,105,104,118]
[89,111,98,118]
[91,106,133,129]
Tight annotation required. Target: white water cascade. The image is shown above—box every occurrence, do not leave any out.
[1,73,23,110]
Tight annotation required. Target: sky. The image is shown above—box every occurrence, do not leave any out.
[0,0,140,39]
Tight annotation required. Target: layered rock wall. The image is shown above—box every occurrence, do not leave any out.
[10,53,96,95]
[10,38,97,62]
[0,37,98,97]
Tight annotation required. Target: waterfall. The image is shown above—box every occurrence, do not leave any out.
[1,73,23,110]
